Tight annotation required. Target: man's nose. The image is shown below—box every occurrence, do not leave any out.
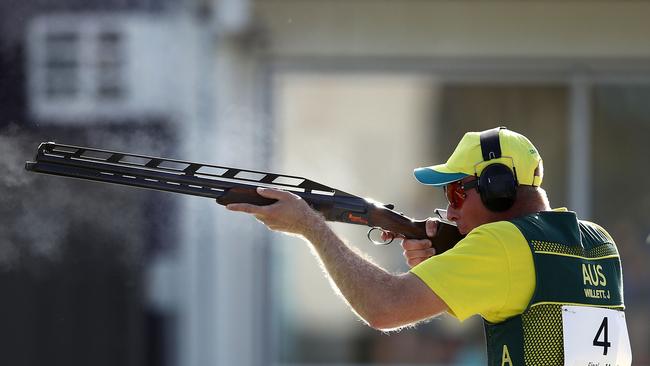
[446,204,460,221]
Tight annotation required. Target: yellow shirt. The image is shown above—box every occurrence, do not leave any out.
[410,220,536,323]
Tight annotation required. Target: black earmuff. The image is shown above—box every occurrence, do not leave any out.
[477,127,518,212]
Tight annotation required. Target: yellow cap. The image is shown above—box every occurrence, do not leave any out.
[414,127,543,187]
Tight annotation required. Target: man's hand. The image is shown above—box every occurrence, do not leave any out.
[225,187,324,236]
[401,219,439,268]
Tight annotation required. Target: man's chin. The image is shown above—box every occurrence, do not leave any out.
[457,224,469,235]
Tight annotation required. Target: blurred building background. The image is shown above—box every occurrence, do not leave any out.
[1,1,649,365]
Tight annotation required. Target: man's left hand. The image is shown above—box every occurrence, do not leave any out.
[225,187,323,236]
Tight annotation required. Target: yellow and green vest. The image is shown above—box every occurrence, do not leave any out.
[484,211,625,365]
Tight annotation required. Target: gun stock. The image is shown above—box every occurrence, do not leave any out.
[25,142,464,254]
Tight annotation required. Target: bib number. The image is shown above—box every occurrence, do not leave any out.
[562,306,632,366]
[592,317,611,355]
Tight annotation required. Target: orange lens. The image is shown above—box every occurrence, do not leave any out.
[444,181,466,209]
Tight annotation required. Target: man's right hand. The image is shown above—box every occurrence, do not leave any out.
[401,218,439,268]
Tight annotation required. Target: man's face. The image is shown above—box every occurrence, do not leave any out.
[445,176,493,235]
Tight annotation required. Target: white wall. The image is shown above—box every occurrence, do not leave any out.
[272,73,444,335]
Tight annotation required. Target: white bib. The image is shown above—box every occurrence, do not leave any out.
[562,305,632,366]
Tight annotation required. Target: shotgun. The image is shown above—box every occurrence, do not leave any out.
[25,142,463,253]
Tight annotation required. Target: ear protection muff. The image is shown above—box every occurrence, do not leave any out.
[477,127,518,212]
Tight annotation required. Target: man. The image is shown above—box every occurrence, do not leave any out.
[227,127,631,365]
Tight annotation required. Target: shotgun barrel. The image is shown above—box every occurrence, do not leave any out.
[25,142,463,253]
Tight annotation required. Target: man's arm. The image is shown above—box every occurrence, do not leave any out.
[226,187,447,330]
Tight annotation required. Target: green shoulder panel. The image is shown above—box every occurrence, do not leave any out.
[510,212,624,308]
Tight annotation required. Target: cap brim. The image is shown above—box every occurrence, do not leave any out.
[413,166,468,187]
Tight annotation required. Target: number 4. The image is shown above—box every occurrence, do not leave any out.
[593,317,611,355]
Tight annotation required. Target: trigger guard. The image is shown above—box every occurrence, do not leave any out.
[367,227,394,245]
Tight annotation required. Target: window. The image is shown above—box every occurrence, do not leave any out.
[29,17,129,121]
[96,31,124,100]
[44,32,80,98]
